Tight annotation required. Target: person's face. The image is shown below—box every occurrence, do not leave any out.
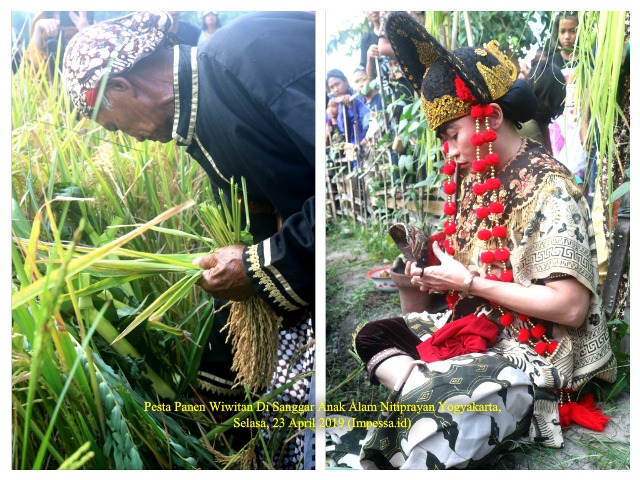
[364,11,380,23]
[353,71,367,91]
[327,103,338,118]
[438,115,484,172]
[205,13,218,27]
[327,77,349,96]
[95,81,174,143]
[558,18,578,50]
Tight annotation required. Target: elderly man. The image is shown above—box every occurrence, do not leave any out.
[63,11,315,469]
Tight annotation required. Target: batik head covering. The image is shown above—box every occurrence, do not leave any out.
[63,11,174,118]
[385,11,518,130]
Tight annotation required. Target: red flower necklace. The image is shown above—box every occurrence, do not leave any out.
[439,98,557,357]
[432,75,608,432]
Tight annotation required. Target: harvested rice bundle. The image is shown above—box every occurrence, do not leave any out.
[199,178,280,393]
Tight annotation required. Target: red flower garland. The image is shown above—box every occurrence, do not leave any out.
[439,102,556,359]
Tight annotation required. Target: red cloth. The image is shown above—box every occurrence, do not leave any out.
[428,231,446,266]
[416,314,499,362]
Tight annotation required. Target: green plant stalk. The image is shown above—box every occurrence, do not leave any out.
[31,300,109,469]
[92,311,176,399]
[77,273,107,436]
[23,239,202,272]
[245,384,273,470]
[12,397,66,467]
[112,271,203,343]
[12,200,195,309]
[20,230,73,469]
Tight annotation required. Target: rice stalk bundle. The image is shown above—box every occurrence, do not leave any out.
[210,434,259,470]
[198,178,281,393]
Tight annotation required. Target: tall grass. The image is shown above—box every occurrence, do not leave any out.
[11,48,308,469]
[571,11,629,223]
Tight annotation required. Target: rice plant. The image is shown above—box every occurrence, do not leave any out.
[12,42,308,470]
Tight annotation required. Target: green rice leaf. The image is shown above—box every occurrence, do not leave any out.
[12,201,195,310]
[111,272,203,345]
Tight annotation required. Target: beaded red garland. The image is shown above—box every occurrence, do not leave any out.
[440,101,556,357]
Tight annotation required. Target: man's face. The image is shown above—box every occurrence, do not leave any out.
[327,77,349,96]
[94,83,174,143]
[364,11,380,23]
[352,71,367,91]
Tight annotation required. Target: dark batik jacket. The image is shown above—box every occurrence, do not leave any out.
[171,11,315,320]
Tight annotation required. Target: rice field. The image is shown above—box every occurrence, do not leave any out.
[11,50,304,470]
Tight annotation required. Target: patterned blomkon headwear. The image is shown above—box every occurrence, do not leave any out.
[63,11,174,118]
[385,11,518,130]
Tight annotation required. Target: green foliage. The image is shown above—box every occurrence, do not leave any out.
[326,11,552,59]
[326,14,370,56]
[456,11,551,55]
[11,38,306,470]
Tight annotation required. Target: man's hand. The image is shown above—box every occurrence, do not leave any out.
[69,11,90,31]
[367,44,379,60]
[193,244,256,300]
[332,94,351,106]
[32,18,60,49]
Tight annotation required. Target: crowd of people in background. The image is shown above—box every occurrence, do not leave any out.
[11,11,223,79]
[325,11,414,169]
[325,11,616,195]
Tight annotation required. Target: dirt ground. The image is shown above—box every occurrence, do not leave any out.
[325,227,630,470]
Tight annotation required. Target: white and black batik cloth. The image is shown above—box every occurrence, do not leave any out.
[262,316,315,469]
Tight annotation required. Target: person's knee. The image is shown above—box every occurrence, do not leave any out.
[354,319,390,360]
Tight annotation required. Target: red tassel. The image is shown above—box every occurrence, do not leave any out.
[473,182,488,195]
[476,206,490,218]
[444,202,457,216]
[483,129,497,142]
[489,201,505,214]
[492,225,507,237]
[534,341,548,355]
[455,76,476,102]
[485,177,501,189]
[485,153,500,166]
[571,394,610,431]
[559,402,573,428]
[559,394,610,432]
[494,248,510,262]
[499,313,514,326]
[500,270,514,282]
[480,251,495,263]
[531,323,546,339]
